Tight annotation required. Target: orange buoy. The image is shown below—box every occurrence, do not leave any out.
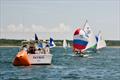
[13,50,31,66]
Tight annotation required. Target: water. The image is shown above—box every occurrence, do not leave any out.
[0,47,120,80]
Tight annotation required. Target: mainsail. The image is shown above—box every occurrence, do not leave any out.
[63,39,67,49]
[83,21,97,51]
[73,28,88,53]
[35,33,38,40]
[96,31,106,49]
[49,37,56,48]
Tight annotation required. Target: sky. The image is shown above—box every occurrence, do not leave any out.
[0,0,120,40]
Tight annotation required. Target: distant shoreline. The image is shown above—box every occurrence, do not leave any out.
[0,46,120,48]
[107,46,120,48]
[0,39,120,47]
[0,46,64,48]
[0,46,20,48]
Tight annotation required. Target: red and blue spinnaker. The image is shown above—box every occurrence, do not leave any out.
[73,28,88,52]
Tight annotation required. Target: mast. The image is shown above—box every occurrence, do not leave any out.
[83,20,88,30]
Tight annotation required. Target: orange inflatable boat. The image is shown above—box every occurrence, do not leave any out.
[13,50,31,66]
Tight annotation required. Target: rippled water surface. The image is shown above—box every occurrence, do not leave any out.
[0,47,120,80]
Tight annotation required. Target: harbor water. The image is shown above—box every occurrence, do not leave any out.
[0,47,120,80]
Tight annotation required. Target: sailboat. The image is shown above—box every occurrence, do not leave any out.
[62,39,68,54]
[82,20,97,52]
[63,39,67,49]
[67,42,71,48]
[73,28,88,56]
[13,33,52,66]
[49,37,56,48]
[96,31,106,50]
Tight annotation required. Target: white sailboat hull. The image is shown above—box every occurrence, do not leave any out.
[28,54,52,64]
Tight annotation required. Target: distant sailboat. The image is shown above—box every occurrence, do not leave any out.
[63,39,67,49]
[96,31,106,50]
[49,37,56,48]
[82,20,97,51]
[67,42,71,48]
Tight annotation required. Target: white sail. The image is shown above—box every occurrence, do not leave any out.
[96,31,106,49]
[83,20,97,51]
[49,37,56,48]
[63,39,67,49]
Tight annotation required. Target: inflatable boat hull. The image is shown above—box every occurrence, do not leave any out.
[13,50,31,66]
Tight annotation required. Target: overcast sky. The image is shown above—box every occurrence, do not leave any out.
[0,0,119,40]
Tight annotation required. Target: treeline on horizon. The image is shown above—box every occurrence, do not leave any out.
[0,39,120,46]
